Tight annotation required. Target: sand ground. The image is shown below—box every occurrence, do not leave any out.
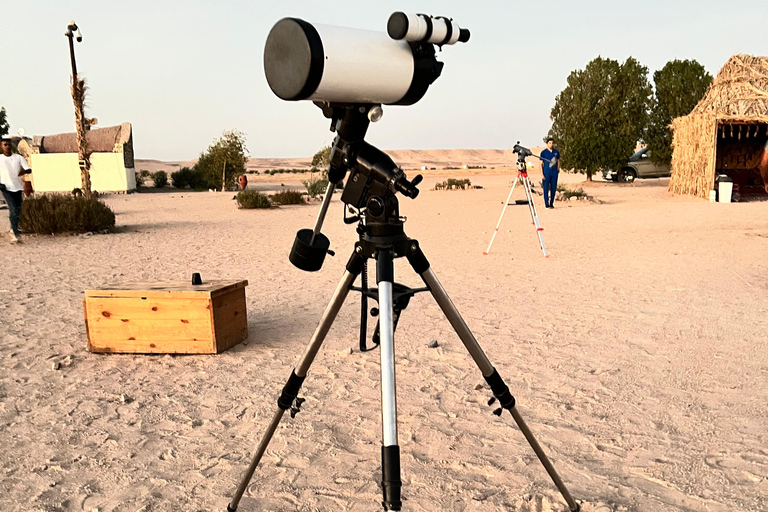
[1,172,766,512]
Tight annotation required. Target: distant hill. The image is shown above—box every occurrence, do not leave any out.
[134,148,544,174]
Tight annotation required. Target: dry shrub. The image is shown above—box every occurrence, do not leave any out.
[271,189,305,205]
[236,190,272,209]
[20,194,116,234]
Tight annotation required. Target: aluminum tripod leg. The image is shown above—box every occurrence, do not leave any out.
[226,254,364,512]
[521,176,548,257]
[483,177,518,255]
[375,248,402,510]
[407,248,579,512]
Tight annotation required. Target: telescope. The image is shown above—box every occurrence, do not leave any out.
[263,12,469,105]
[514,142,555,165]
[226,13,582,512]
[262,12,469,272]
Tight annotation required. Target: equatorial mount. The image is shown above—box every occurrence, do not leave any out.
[289,103,423,272]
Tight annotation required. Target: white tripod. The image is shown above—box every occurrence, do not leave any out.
[484,154,548,258]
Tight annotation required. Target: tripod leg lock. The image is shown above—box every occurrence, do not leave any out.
[406,242,430,274]
[277,371,306,411]
[484,368,516,410]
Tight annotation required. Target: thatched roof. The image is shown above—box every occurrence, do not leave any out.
[670,54,768,198]
[690,54,768,121]
[32,122,132,154]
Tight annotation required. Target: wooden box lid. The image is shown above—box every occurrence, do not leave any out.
[85,280,248,300]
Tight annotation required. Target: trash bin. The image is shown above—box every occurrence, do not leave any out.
[717,175,733,203]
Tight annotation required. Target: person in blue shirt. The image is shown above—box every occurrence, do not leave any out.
[540,138,560,209]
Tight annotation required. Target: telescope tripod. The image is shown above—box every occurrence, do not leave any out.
[227,105,578,511]
[227,234,579,512]
[484,161,548,258]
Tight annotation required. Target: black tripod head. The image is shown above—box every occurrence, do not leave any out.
[513,141,555,171]
[513,143,534,160]
[289,104,423,272]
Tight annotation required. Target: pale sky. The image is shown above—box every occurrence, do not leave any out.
[2,1,766,160]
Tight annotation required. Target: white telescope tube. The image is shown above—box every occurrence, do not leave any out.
[310,24,414,104]
[264,18,439,105]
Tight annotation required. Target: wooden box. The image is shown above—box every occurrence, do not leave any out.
[84,280,248,354]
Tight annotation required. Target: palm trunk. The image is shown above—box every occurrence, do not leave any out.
[71,77,92,199]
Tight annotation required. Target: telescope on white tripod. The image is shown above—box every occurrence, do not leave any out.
[263,12,469,105]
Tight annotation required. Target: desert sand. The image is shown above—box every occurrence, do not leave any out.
[1,163,767,512]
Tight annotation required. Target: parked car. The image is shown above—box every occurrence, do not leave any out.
[602,147,670,183]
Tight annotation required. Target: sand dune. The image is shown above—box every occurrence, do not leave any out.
[134,148,545,174]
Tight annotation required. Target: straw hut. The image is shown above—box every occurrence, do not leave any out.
[669,54,768,198]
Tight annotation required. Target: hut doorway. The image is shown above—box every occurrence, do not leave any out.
[715,121,768,198]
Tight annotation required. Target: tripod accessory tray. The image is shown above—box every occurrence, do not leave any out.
[84,280,249,354]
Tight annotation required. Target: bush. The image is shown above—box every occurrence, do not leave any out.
[171,167,191,188]
[135,171,144,190]
[236,190,272,209]
[20,193,116,234]
[152,170,168,188]
[271,189,305,205]
[303,177,328,199]
[139,170,151,178]
[171,167,207,190]
[446,178,472,189]
[560,187,587,199]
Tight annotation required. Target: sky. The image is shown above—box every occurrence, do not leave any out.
[1,1,767,161]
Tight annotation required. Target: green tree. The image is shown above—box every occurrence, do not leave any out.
[549,56,653,181]
[646,59,712,165]
[310,144,344,188]
[0,107,9,138]
[311,145,332,170]
[194,130,249,191]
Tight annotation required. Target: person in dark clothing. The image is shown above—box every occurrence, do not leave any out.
[540,138,560,209]
[0,138,32,243]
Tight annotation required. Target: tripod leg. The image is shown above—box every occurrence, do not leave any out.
[406,245,579,512]
[484,177,519,255]
[227,251,366,512]
[360,261,369,351]
[522,177,548,258]
[376,248,402,511]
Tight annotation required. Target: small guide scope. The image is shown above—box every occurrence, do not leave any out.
[387,12,470,46]
[263,12,468,106]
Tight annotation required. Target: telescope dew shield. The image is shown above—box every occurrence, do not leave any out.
[264,18,440,105]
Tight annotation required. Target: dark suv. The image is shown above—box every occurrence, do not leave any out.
[602,147,670,183]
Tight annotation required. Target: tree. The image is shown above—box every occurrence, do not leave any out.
[646,59,712,165]
[311,145,331,170]
[0,107,8,138]
[549,56,652,181]
[194,130,249,191]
